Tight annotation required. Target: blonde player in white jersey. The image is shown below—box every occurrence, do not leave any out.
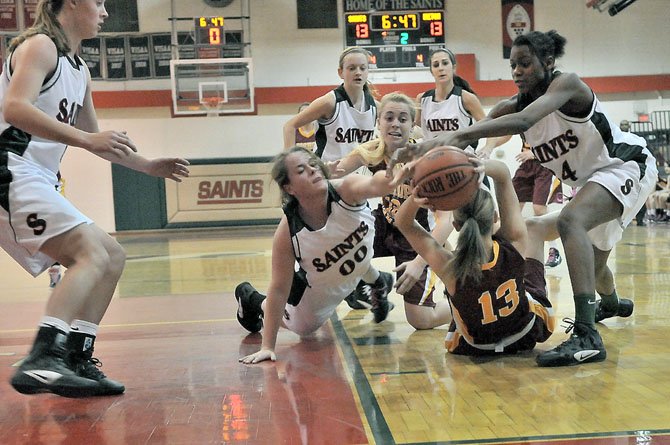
[2,0,189,398]
[236,147,396,364]
[391,30,657,368]
[283,47,377,162]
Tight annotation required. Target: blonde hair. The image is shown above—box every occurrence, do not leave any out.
[348,92,417,167]
[10,0,70,55]
[449,189,496,285]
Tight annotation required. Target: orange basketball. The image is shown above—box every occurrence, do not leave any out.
[413,146,479,211]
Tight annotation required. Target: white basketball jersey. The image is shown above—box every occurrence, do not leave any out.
[522,93,652,187]
[0,52,88,175]
[315,85,376,162]
[283,183,375,332]
[420,87,475,150]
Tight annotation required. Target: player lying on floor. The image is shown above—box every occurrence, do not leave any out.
[394,157,557,357]
[235,146,395,364]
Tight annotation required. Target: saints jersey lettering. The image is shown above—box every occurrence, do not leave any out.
[312,221,370,273]
[0,53,88,175]
[315,84,377,161]
[285,183,376,306]
[521,87,651,187]
[420,87,475,148]
[334,127,374,144]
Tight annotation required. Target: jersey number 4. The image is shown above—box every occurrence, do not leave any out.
[478,279,520,325]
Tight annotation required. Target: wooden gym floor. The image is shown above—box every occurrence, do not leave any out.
[1,224,670,444]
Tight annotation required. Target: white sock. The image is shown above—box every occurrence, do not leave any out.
[39,316,70,333]
[70,319,99,336]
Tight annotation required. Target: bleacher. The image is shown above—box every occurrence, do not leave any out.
[631,110,670,163]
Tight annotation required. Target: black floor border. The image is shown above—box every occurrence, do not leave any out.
[330,314,396,445]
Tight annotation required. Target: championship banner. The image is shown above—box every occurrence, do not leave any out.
[0,0,18,31]
[501,0,533,59]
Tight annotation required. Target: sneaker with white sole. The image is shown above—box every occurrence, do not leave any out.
[365,272,395,323]
[10,328,101,398]
[344,281,372,309]
[235,282,264,333]
[536,319,606,367]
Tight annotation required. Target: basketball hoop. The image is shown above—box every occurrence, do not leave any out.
[201,96,225,117]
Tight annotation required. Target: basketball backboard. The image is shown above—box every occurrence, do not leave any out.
[170,57,254,117]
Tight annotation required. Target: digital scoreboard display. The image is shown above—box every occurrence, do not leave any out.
[194,16,225,46]
[344,9,446,70]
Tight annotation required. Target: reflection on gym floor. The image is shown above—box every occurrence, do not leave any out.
[1,225,669,444]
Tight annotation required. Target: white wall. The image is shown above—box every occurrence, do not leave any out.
[63,0,670,232]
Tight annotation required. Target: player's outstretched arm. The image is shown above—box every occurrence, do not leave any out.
[239,218,294,364]
[485,160,527,251]
[394,195,452,281]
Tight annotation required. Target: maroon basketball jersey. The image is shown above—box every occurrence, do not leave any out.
[447,236,535,346]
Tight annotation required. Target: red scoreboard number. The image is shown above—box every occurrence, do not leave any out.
[346,10,444,43]
[430,20,443,37]
[356,23,369,39]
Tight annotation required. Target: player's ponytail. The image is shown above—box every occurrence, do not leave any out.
[449,189,496,285]
[10,0,70,55]
[513,29,566,62]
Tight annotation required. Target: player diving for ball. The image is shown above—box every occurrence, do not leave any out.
[330,92,454,330]
[394,156,557,356]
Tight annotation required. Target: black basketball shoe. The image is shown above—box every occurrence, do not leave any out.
[10,327,100,398]
[235,282,264,333]
[595,298,634,323]
[536,319,606,367]
[366,272,395,323]
[344,280,372,309]
[68,349,125,396]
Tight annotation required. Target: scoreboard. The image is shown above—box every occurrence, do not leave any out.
[194,16,225,46]
[344,9,446,70]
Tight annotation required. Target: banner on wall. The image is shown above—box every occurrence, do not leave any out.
[501,0,533,59]
[80,38,102,79]
[23,0,38,28]
[151,33,172,78]
[104,36,128,80]
[128,35,151,79]
[164,160,282,226]
[0,0,18,31]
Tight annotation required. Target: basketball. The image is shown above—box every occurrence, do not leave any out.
[413,146,479,211]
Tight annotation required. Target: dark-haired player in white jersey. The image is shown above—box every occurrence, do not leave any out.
[391,30,657,367]
[417,48,506,154]
[1,0,189,397]
[236,147,395,364]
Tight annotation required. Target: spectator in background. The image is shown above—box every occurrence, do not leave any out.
[503,140,564,266]
[621,119,647,226]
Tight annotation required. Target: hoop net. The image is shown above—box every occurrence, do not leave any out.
[201,96,225,117]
